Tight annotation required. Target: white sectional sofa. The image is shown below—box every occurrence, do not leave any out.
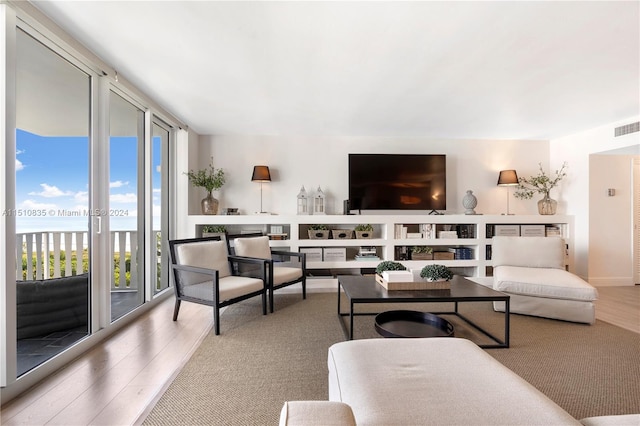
[280,338,639,425]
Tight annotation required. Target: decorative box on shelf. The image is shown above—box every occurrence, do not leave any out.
[520,225,545,237]
[411,252,433,260]
[494,225,520,236]
[438,231,458,239]
[375,271,451,290]
[323,247,346,262]
[299,248,322,262]
[268,233,288,240]
[434,252,455,260]
[355,231,373,239]
[331,229,353,240]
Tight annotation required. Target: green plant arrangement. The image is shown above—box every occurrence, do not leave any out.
[309,224,328,230]
[513,162,567,215]
[354,223,374,239]
[185,159,226,215]
[411,246,433,254]
[420,264,454,282]
[308,224,330,239]
[202,225,226,234]
[375,260,407,275]
[185,161,226,194]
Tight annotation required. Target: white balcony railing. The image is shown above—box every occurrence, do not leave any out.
[16,230,160,291]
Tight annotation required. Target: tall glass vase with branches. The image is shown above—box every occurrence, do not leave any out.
[514,162,567,215]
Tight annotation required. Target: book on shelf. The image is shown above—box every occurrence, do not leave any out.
[448,247,474,260]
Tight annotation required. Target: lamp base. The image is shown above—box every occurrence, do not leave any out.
[255,211,272,215]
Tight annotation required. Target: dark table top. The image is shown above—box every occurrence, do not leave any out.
[338,275,509,302]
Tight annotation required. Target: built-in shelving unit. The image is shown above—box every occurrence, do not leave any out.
[187,214,574,278]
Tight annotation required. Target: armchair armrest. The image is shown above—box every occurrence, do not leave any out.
[171,263,219,278]
[271,250,306,269]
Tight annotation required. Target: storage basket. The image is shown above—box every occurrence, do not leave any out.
[355,231,373,239]
[331,229,353,240]
[308,230,330,240]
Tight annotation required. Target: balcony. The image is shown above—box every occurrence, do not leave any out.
[16,229,161,376]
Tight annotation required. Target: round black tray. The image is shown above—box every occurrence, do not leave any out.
[374,310,455,338]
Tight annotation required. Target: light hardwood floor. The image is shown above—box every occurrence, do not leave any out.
[1,285,638,426]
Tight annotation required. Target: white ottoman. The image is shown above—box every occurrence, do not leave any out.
[328,338,581,425]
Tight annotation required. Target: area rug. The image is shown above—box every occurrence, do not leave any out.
[143,292,640,425]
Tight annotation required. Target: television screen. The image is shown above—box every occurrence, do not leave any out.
[348,154,446,211]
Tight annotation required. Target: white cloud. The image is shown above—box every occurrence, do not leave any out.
[110,193,137,203]
[110,180,129,188]
[74,191,89,203]
[16,158,24,171]
[20,199,57,210]
[29,183,74,198]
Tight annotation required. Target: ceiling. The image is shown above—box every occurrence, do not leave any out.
[30,1,640,140]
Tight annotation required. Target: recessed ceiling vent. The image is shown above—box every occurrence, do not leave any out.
[614,121,639,137]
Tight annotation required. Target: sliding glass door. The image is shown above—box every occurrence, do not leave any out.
[109,91,145,321]
[15,29,91,375]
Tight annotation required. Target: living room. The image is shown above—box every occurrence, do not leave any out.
[1,1,639,424]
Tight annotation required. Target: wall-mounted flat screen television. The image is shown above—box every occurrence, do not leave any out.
[348,154,446,211]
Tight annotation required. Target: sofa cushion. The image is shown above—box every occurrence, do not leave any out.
[328,338,581,425]
[234,236,272,260]
[494,266,598,302]
[175,240,231,284]
[279,401,356,426]
[17,274,89,340]
[492,236,565,269]
[182,276,264,302]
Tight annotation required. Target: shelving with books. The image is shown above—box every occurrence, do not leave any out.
[187,214,573,278]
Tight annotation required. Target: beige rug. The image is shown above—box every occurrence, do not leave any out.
[143,292,640,425]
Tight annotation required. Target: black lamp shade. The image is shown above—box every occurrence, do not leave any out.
[497,170,519,186]
[251,166,271,182]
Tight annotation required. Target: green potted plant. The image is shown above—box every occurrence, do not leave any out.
[420,264,454,282]
[354,224,374,239]
[202,225,226,237]
[185,159,226,215]
[375,260,407,275]
[308,224,330,239]
[513,162,567,215]
[410,246,433,260]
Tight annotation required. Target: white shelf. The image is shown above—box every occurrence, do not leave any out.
[187,214,574,278]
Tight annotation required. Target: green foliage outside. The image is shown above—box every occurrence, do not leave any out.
[21,249,132,287]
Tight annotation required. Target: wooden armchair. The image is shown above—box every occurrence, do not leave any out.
[168,236,269,335]
[228,234,307,313]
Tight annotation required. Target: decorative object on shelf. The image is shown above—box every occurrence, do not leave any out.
[513,162,567,216]
[223,207,239,215]
[497,169,518,215]
[308,224,330,239]
[185,158,226,215]
[251,165,271,214]
[354,224,374,239]
[331,229,353,239]
[420,264,454,282]
[410,246,433,260]
[375,260,407,275]
[202,225,226,237]
[462,190,478,215]
[313,186,326,215]
[296,186,309,215]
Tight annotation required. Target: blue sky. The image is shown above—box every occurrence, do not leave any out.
[15,129,161,233]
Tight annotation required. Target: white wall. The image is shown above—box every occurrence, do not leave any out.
[188,135,551,217]
[551,116,640,282]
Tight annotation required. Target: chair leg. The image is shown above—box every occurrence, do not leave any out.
[262,292,267,315]
[214,305,220,335]
[302,278,307,299]
[172,299,181,321]
[269,289,275,313]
